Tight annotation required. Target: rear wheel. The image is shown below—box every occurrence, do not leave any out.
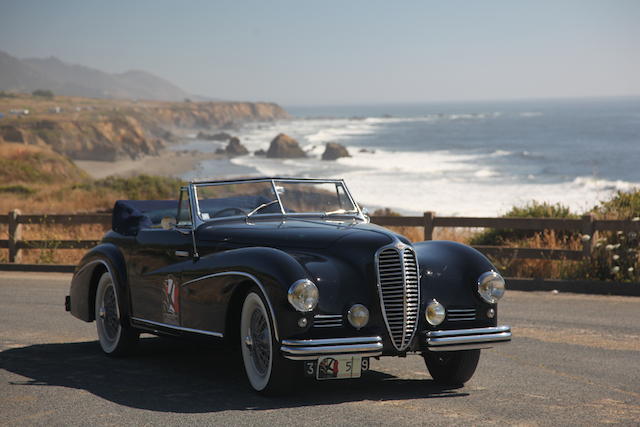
[423,350,480,385]
[95,272,139,356]
[240,289,295,394]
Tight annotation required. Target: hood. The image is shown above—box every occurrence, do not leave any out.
[197,217,399,250]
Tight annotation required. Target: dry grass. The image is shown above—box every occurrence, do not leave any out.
[385,225,477,244]
[487,230,583,279]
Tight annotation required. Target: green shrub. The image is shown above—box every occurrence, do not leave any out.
[567,189,640,282]
[32,89,54,98]
[0,184,36,195]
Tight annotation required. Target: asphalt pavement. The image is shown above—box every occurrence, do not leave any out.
[1,272,639,426]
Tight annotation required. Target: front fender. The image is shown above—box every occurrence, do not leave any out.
[414,241,499,326]
[181,246,313,340]
[69,243,129,322]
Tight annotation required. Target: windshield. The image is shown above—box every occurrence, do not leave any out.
[192,179,358,221]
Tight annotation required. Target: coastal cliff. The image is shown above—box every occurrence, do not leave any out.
[0,95,289,160]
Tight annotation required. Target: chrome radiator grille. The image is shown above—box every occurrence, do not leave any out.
[376,245,420,351]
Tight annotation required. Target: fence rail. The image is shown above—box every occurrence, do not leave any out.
[2,210,639,265]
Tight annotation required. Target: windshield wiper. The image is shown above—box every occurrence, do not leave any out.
[246,200,280,218]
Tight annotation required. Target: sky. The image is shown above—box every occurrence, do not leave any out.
[1,0,639,105]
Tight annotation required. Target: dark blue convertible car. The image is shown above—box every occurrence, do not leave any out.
[67,177,511,394]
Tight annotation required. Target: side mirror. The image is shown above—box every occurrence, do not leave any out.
[161,216,177,230]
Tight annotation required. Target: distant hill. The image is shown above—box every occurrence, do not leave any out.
[0,50,192,101]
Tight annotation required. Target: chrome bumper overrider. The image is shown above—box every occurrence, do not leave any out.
[425,326,512,352]
[281,336,384,360]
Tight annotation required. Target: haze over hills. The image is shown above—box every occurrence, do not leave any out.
[0,50,196,101]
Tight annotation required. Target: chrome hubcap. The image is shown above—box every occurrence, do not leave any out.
[249,308,270,376]
[101,286,119,340]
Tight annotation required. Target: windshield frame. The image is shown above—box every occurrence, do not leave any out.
[189,177,364,227]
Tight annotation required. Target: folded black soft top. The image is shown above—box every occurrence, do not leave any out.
[112,195,272,235]
[112,200,178,235]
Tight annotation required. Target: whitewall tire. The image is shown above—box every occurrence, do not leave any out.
[240,289,294,394]
[95,272,138,356]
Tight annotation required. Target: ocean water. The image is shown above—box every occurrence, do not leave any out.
[179,97,640,216]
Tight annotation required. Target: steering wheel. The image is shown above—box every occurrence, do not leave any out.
[211,207,248,218]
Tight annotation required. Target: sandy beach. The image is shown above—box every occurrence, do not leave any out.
[74,149,222,179]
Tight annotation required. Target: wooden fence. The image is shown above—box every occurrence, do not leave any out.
[2,210,640,265]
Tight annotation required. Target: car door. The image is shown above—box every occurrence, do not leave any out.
[127,189,194,325]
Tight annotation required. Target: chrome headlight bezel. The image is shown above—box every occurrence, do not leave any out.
[287,279,319,312]
[477,271,506,304]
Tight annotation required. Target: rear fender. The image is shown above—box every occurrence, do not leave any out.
[69,243,129,322]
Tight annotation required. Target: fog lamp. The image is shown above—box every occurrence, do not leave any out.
[297,317,308,328]
[477,271,506,304]
[288,279,319,312]
[426,300,445,326]
[347,304,369,329]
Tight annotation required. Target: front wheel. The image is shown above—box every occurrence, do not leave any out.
[423,349,480,385]
[95,272,139,356]
[240,289,295,394]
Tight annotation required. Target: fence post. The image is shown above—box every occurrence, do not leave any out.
[423,211,435,241]
[581,213,594,258]
[8,209,23,263]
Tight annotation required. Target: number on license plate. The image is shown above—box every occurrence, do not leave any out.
[304,356,370,380]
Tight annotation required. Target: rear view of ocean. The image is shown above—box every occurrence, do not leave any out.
[181,97,640,216]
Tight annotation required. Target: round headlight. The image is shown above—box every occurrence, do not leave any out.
[347,304,369,329]
[477,271,506,304]
[288,279,319,312]
[426,300,446,326]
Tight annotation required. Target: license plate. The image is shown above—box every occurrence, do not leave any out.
[304,356,370,380]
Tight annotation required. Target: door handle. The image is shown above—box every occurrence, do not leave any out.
[175,250,189,257]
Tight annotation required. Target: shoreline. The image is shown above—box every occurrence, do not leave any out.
[74,148,222,179]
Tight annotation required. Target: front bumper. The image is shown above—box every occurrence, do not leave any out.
[281,336,383,360]
[424,325,512,352]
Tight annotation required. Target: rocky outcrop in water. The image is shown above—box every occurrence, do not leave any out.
[215,137,249,157]
[322,142,350,161]
[197,131,232,141]
[266,133,306,158]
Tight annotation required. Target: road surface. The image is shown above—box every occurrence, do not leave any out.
[1,272,639,425]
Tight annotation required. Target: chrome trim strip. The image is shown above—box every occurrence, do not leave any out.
[426,325,510,338]
[281,343,384,355]
[427,344,499,352]
[428,332,511,346]
[284,351,383,361]
[281,336,384,360]
[180,271,280,341]
[425,326,512,352]
[313,314,343,328]
[282,336,382,346]
[131,317,224,338]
